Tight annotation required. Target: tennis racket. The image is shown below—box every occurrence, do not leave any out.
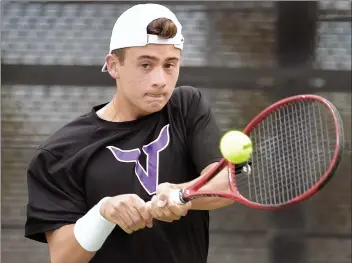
[170,94,344,209]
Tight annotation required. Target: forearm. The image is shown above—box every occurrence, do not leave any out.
[176,163,235,210]
[189,196,234,210]
[46,225,96,263]
[46,198,115,263]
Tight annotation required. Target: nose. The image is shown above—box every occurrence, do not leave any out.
[151,67,166,88]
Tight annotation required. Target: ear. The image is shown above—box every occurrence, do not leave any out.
[106,54,120,79]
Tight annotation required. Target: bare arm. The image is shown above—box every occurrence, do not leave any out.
[178,162,235,210]
[45,194,153,263]
[46,225,95,263]
[148,162,235,223]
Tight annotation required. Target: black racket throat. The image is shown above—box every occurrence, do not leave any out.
[178,189,189,203]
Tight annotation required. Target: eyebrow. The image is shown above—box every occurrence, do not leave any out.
[137,55,179,62]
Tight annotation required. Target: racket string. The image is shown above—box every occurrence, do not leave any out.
[236,100,337,205]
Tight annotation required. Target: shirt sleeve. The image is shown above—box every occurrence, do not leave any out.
[184,88,223,174]
[25,148,88,243]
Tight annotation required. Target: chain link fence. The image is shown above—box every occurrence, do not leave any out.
[1,1,351,263]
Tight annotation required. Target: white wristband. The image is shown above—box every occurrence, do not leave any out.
[74,197,116,252]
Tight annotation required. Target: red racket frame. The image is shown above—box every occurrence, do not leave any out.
[178,94,344,209]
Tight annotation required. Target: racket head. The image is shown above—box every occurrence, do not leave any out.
[175,94,344,210]
[238,94,344,209]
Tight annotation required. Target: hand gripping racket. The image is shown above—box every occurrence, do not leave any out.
[170,94,344,209]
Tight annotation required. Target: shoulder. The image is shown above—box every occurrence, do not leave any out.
[38,111,97,159]
[169,86,205,112]
[170,85,201,102]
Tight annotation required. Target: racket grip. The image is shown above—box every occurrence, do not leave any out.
[170,189,187,205]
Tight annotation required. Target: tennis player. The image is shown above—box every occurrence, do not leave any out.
[25,3,233,263]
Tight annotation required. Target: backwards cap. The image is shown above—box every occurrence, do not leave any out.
[101,3,184,72]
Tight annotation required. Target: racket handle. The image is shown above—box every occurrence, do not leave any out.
[170,189,188,205]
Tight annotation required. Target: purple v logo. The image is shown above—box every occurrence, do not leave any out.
[107,125,170,195]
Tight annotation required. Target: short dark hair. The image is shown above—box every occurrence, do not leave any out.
[111,18,178,64]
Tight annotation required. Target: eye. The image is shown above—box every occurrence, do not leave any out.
[141,63,151,69]
[164,63,174,69]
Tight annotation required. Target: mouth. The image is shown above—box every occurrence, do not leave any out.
[145,93,164,98]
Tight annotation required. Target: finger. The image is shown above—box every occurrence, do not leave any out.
[153,187,169,207]
[151,200,177,223]
[164,204,181,220]
[157,199,167,208]
[102,203,133,234]
[134,198,153,228]
[156,193,168,208]
[161,203,179,218]
[125,206,145,232]
[139,202,153,228]
[131,207,147,230]
[146,200,159,222]
[180,201,192,216]
[117,206,137,232]
[155,190,178,217]
[152,210,174,223]
[151,196,165,218]
[168,203,188,217]
[114,212,133,234]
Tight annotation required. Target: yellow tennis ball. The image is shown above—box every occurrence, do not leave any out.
[220,130,253,164]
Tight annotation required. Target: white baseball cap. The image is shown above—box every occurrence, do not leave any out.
[101,3,184,72]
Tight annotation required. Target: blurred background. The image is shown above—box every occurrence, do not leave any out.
[1,1,351,263]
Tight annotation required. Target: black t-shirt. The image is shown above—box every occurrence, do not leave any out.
[25,86,222,263]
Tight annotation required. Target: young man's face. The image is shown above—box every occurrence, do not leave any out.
[115,44,181,115]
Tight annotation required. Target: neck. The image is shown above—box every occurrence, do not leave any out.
[98,92,148,122]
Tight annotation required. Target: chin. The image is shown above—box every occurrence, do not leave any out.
[144,102,166,113]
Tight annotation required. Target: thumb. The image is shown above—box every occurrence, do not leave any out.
[182,201,192,216]
[157,194,168,208]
